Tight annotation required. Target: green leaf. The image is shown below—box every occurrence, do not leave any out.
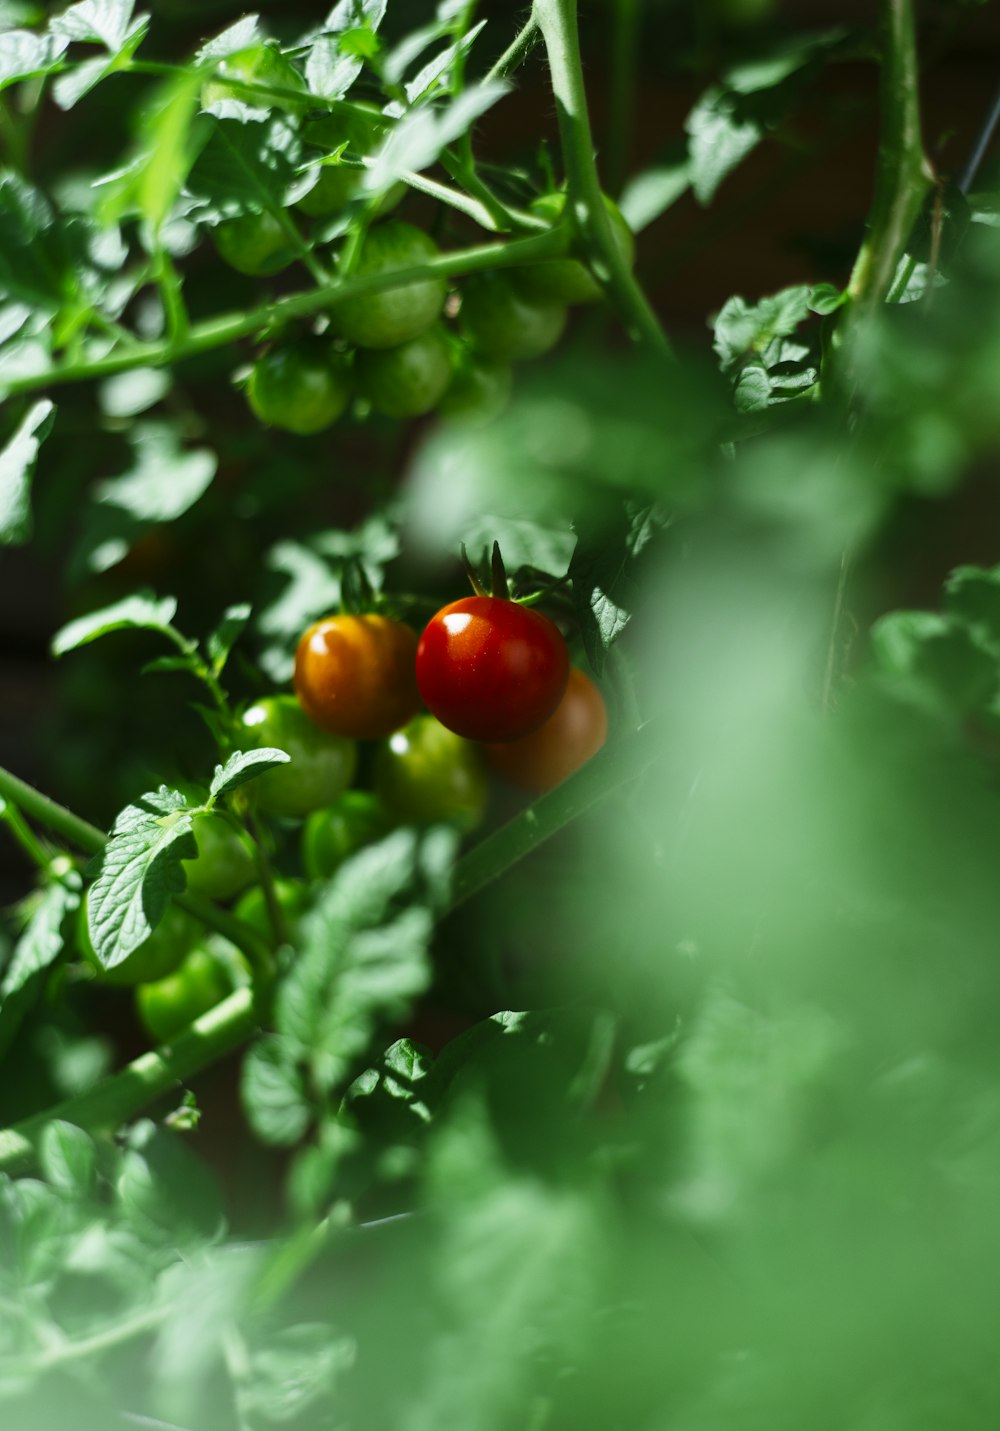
[324,0,388,34]
[207,601,251,673]
[49,6,149,110]
[0,398,54,545]
[459,515,575,580]
[50,0,138,51]
[117,1119,225,1246]
[343,1037,434,1133]
[364,81,509,195]
[0,870,80,1056]
[619,154,691,233]
[92,422,217,522]
[305,33,366,100]
[569,502,667,674]
[210,748,291,802]
[38,1121,97,1198]
[241,1323,355,1425]
[242,1033,312,1146]
[724,27,850,95]
[51,591,178,656]
[100,71,204,230]
[712,286,812,372]
[196,14,260,63]
[0,27,66,92]
[403,22,486,105]
[86,786,196,970]
[186,113,302,217]
[807,281,845,315]
[0,174,77,314]
[685,87,762,206]
[870,610,999,716]
[944,566,1000,652]
[98,366,171,417]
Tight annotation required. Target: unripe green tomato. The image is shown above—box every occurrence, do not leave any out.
[135,946,234,1044]
[79,897,197,986]
[373,715,488,831]
[182,811,256,902]
[213,211,296,277]
[296,163,361,218]
[459,272,567,361]
[513,193,635,306]
[201,43,305,111]
[234,878,310,942]
[439,356,512,424]
[247,340,352,434]
[355,324,454,418]
[242,695,358,817]
[331,221,447,349]
[302,791,391,879]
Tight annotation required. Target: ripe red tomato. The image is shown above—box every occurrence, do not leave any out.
[416,596,569,742]
[484,667,608,792]
[294,614,421,740]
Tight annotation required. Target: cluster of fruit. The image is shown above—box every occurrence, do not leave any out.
[80,590,606,1041]
[203,50,633,429]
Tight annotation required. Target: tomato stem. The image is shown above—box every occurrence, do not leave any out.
[490,541,510,600]
[460,542,489,597]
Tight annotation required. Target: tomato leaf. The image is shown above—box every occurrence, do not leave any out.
[0,27,66,91]
[569,502,667,674]
[0,398,54,546]
[39,1120,97,1199]
[86,787,196,971]
[870,611,999,717]
[364,81,509,195]
[51,591,179,656]
[618,153,691,233]
[0,871,81,1058]
[195,14,261,63]
[209,748,291,802]
[207,602,252,674]
[50,0,140,52]
[117,1119,225,1246]
[186,114,303,218]
[242,1035,313,1146]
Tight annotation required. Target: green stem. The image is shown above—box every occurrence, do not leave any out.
[841,0,931,324]
[0,231,565,400]
[487,13,541,83]
[0,987,257,1174]
[154,245,189,344]
[0,1304,169,1376]
[450,717,664,909]
[532,0,671,355]
[0,799,53,870]
[0,717,666,1174]
[0,766,105,857]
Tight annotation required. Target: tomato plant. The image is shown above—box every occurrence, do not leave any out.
[484,666,609,791]
[241,695,358,815]
[293,614,421,740]
[416,595,570,741]
[373,714,489,830]
[246,340,352,434]
[1,2,999,1428]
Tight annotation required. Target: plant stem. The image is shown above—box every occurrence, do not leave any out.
[842,0,932,323]
[487,14,541,84]
[450,716,664,909]
[0,231,565,400]
[0,987,256,1173]
[532,0,671,355]
[0,766,105,856]
[0,799,53,870]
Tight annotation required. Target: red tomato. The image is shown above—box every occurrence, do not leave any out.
[294,614,421,740]
[484,667,608,791]
[416,596,569,742]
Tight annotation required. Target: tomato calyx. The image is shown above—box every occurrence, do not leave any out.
[461,538,510,601]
